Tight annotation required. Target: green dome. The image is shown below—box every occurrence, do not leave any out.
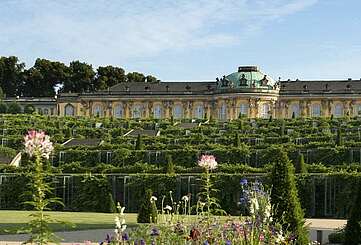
[218,66,276,89]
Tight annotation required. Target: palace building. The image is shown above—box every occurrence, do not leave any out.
[7,66,361,119]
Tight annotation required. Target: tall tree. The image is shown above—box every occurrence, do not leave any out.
[269,146,309,244]
[94,65,126,90]
[344,181,361,244]
[0,56,25,97]
[21,59,69,96]
[62,61,95,93]
[126,72,145,83]
[145,75,158,83]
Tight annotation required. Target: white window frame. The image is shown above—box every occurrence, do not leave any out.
[153,105,162,119]
[291,104,300,118]
[93,105,103,117]
[173,105,183,119]
[218,103,227,120]
[114,104,123,118]
[195,105,204,119]
[312,104,321,117]
[65,104,75,116]
[132,105,142,119]
[239,104,248,117]
[334,103,343,117]
[260,103,270,119]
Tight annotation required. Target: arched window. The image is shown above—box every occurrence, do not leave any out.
[132,104,142,119]
[173,104,183,119]
[114,104,123,118]
[153,105,162,119]
[64,104,75,116]
[334,103,343,117]
[195,105,204,119]
[312,104,321,117]
[260,103,270,118]
[93,104,103,117]
[239,104,248,117]
[291,104,300,118]
[218,103,227,120]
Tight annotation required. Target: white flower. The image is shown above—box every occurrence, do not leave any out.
[275,231,285,243]
[164,205,172,211]
[115,216,121,228]
[264,202,271,221]
[150,196,158,202]
[198,154,217,170]
[249,197,259,216]
[199,202,206,207]
[24,130,53,159]
[120,206,125,215]
[182,196,189,202]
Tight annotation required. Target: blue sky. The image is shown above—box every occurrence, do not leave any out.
[1,0,361,81]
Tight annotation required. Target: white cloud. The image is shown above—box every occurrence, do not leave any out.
[0,0,318,67]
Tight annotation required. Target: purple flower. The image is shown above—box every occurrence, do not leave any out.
[135,240,146,245]
[240,178,248,186]
[151,227,160,236]
[122,232,129,241]
[203,240,209,245]
[226,240,232,245]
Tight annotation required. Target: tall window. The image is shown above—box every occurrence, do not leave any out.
[239,104,248,117]
[153,105,162,119]
[357,104,361,116]
[334,103,343,117]
[312,104,321,117]
[291,104,300,118]
[132,105,142,119]
[173,104,183,119]
[93,105,103,117]
[260,103,270,118]
[65,104,75,116]
[195,105,204,119]
[218,103,227,120]
[114,104,123,118]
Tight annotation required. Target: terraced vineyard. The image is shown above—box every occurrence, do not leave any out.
[1,114,361,218]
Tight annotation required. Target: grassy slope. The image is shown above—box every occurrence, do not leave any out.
[0,210,138,234]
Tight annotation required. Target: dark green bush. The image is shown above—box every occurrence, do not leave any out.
[137,189,157,223]
[7,102,22,114]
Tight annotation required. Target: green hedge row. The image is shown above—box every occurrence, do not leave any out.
[0,172,359,218]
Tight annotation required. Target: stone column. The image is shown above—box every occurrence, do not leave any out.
[350,100,356,117]
[343,100,351,117]
[321,100,328,117]
[107,101,113,117]
[211,100,217,120]
[125,102,131,119]
[163,101,171,119]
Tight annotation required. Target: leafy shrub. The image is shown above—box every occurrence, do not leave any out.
[0,103,7,113]
[344,180,361,244]
[72,174,116,213]
[269,146,309,244]
[137,189,157,223]
[24,104,36,114]
[7,102,22,114]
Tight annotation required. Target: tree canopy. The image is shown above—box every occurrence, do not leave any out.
[0,56,159,97]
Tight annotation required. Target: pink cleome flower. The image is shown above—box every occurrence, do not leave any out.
[198,154,218,170]
[24,130,54,159]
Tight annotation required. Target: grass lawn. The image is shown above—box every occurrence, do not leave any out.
[0,210,138,234]
[0,210,239,235]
